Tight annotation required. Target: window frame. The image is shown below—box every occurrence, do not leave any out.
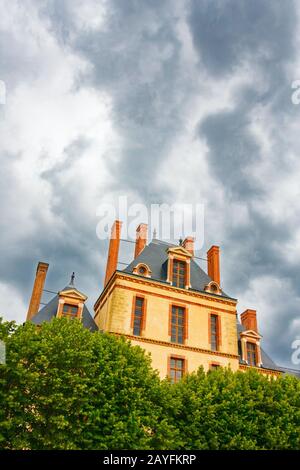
[172,259,187,288]
[169,304,188,344]
[168,355,187,383]
[131,295,147,336]
[209,313,221,351]
[246,341,258,366]
[61,303,79,319]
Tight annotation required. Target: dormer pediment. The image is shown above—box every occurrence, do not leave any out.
[58,288,87,302]
[240,329,262,340]
[167,246,192,259]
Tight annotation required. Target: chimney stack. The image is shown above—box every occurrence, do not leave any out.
[104,220,122,287]
[134,223,148,258]
[27,261,49,321]
[207,245,220,285]
[182,236,194,256]
[241,309,258,332]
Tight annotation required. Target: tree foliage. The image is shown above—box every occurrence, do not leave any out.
[0,318,176,450]
[167,367,300,450]
[0,317,299,450]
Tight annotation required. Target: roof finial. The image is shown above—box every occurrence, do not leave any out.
[153,227,157,239]
[70,272,75,286]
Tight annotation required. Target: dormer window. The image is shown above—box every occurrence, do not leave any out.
[132,263,151,278]
[172,260,186,288]
[240,328,262,367]
[166,246,192,289]
[62,304,79,319]
[246,342,257,366]
[204,281,222,295]
[57,283,87,322]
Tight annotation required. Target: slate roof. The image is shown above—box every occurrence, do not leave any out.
[123,238,233,299]
[31,284,98,332]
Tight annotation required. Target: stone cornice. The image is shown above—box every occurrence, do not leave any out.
[94,271,237,313]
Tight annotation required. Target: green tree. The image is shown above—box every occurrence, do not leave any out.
[0,317,177,450]
[1,316,299,450]
[167,367,300,450]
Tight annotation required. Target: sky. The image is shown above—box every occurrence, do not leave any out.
[1,0,300,369]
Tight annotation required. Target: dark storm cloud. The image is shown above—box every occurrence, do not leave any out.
[39,0,190,201]
[189,0,299,366]
[189,0,296,76]
[199,105,261,198]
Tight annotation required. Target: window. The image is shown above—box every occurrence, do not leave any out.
[246,342,257,366]
[210,314,219,351]
[172,259,186,288]
[170,305,185,344]
[169,357,185,383]
[62,303,79,319]
[133,297,145,336]
[209,363,220,370]
[133,263,151,277]
[138,266,147,275]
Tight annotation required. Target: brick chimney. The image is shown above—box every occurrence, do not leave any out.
[241,309,258,332]
[182,236,194,256]
[134,223,148,258]
[207,245,220,285]
[104,220,122,287]
[26,261,49,321]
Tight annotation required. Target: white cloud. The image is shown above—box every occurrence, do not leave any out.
[0,281,27,324]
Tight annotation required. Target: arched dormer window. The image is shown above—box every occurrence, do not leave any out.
[132,263,152,278]
[204,281,222,295]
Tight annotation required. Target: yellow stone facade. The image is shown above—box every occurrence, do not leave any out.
[94,272,240,378]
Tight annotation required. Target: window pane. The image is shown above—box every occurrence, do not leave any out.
[210,315,219,351]
[62,304,78,317]
[171,306,185,344]
[172,260,186,288]
[133,298,144,336]
[169,357,185,383]
[247,342,257,366]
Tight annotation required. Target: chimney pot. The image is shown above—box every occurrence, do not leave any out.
[27,261,49,321]
[241,309,258,333]
[182,236,194,256]
[207,245,220,285]
[104,220,122,286]
[134,223,148,258]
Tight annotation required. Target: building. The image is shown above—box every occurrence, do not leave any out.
[27,220,293,381]
[27,265,97,331]
[94,221,282,380]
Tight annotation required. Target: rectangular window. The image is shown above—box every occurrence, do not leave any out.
[133,297,144,336]
[172,260,186,288]
[169,357,185,383]
[209,363,220,370]
[210,314,219,351]
[247,342,257,366]
[62,304,79,319]
[171,305,185,344]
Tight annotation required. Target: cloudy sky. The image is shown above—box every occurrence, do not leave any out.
[1,0,300,369]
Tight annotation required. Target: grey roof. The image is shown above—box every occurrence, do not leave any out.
[279,367,300,379]
[31,285,98,332]
[123,239,232,298]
